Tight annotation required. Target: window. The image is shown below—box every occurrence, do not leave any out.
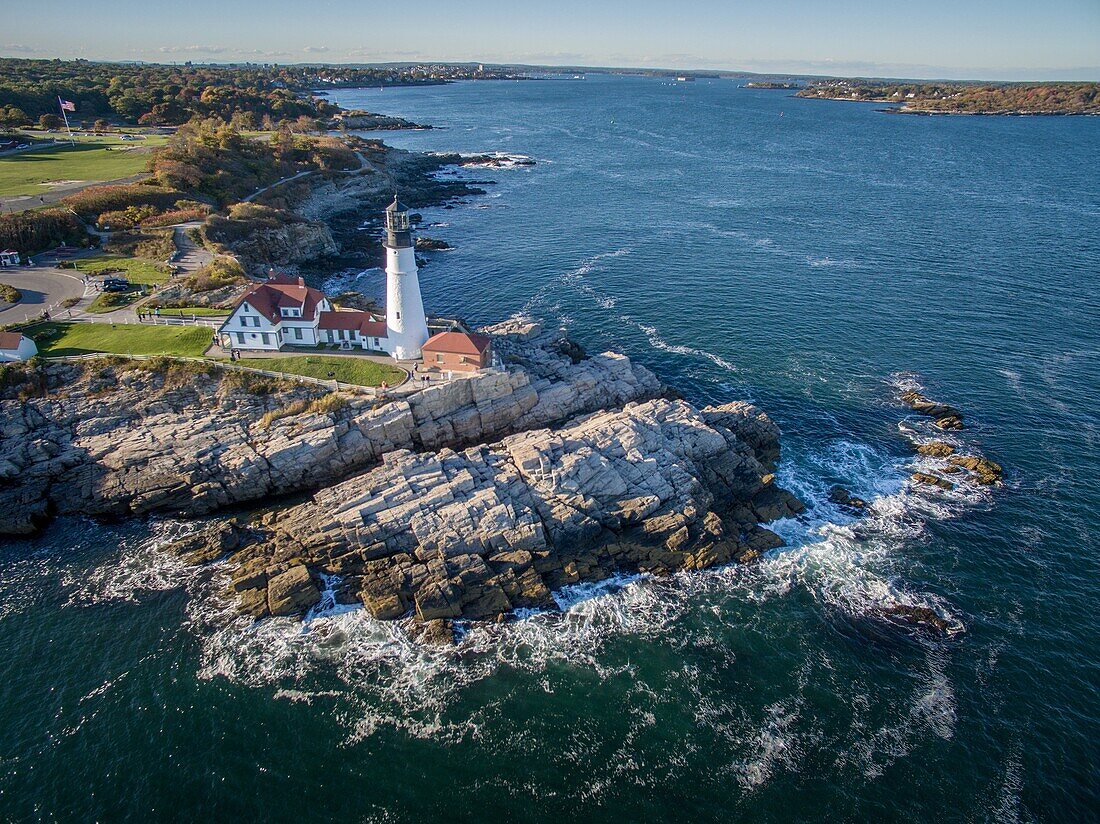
[436,354,443,363]
[294,327,302,340]
[235,332,245,344]
[395,311,401,320]
[261,333,271,345]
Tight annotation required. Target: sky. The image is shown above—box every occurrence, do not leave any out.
[4,0,1099,81]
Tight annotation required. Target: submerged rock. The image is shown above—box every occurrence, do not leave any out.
[874,604,954,636]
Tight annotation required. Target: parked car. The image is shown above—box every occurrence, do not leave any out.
[102,277,131,292]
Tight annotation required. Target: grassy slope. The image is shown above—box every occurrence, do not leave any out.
[237,355,405,387]
[72,254,169,285]
[85,290,142,313]
[151,306,229,317]
[30,322,211,357]
[0,136,168,197]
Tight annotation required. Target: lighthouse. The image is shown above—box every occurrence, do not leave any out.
[383,195,429,360]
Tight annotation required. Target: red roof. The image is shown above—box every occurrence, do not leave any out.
[421,331,492,355]
[1,249,18,255]
[316,310,388,337]
[234,274,325,323]
[0,332,27,349]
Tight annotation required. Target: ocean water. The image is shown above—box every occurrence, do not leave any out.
[2,75,1098,821]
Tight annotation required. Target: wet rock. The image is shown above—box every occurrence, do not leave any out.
[408,618,455,646]
[875,604,953,635]
[900,390,965,430]
[415,236,452,251]
[916,441,956,458]
[911,472,955,491]
[829,485,868,513]
[266,565,320,617]
[165,521,252,565]
[949,455,1003,485]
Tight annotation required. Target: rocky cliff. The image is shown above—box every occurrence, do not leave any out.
[227,397,803,622]
[0,335,660,535]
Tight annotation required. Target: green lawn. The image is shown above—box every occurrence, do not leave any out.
[85,289,143,313]
[236,355,405,387]
[72,254,169,285]
[30,322,211,358]
[0,136,168,197]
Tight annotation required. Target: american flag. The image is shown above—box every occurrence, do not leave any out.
[59,99,76,112]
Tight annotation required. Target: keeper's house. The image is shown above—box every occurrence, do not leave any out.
[421,331,493,376]
[217,274,389,353]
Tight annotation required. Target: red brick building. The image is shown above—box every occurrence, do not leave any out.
[421,331,493,374]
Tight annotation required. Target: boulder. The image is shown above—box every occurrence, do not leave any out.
[915,441,956,458]
[911,472,955,491]
[266,565,320,617]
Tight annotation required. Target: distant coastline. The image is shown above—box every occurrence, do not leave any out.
[795,80,1100,116]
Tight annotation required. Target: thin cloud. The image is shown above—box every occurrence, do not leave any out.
[159,45,228,55]
[2,44,37,54]
[302,46,330,54]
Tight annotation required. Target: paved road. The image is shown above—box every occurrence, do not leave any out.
[0,266,88,323]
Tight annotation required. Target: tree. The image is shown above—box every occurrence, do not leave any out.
[38,113,63,131]
[93,118,111,133]
[0,106,29,127]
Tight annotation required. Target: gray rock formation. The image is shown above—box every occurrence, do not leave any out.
[228,398,803,621]
[0,337,660,534]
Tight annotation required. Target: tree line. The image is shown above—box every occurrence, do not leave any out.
[0,58,453,127]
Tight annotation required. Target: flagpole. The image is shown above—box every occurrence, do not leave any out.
[57,96,75,146]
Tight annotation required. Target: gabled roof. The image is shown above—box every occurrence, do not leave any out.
[234,274,325,323]
[0,332,28,349]
[421,331,492,356]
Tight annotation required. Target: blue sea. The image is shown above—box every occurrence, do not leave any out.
[2,75,1098,821]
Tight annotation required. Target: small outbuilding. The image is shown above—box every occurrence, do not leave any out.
[0,332,38,362]
[421,331,492,375]
[0,250,21,267]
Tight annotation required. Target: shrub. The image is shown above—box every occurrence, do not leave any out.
[0,209,86,255]
[184,258,247,292]
[0,284,21,304]
[62,184,186,220]
[104,229,175,260]
[256,393,346,429]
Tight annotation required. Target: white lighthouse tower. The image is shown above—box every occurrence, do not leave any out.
[383,195,429,360]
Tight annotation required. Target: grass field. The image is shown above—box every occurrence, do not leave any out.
[85,289,143,313]
[72,254,169,285]
[236,355,405,387]
[0,136,168,197]
[29,322,211,357]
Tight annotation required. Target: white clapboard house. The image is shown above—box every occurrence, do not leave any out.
[218,274,389,353]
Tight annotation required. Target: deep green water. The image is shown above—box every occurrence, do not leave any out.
[2,75,1097,821]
